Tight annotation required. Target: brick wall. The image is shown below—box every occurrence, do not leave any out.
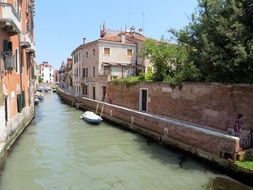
[58,89,240,162]
[107,82,253,131]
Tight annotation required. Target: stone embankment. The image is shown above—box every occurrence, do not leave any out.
[59,88,253,186]
[0,106,34,160]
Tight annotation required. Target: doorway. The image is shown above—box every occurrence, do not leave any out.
[139,88,148,112]
[93,87,96,100]
[102,86,106,101]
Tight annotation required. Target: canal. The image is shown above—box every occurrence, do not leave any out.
[0,93,251,190]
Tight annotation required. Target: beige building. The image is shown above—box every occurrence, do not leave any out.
[71,26,148,100]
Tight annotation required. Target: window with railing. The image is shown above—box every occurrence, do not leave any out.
[1,52,16,71]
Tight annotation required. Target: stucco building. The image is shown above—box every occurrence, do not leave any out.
[0,0,36,141]
[40,62,54,83]
[71,25,149,100]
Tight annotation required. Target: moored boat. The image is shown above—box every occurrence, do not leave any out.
[34,98,40,105]
[80,111,103,124]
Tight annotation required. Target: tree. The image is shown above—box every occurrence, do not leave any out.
[141,38,177,81]
[141,38,200,82]
[171,0,253,83]
[38,76,43,84]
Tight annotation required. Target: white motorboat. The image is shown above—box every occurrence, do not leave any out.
[80,111,103,124]
[34,98,40,105]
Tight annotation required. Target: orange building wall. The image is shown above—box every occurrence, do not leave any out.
[1,0,35,118]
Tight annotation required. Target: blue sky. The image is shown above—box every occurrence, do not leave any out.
[35,0,198,69]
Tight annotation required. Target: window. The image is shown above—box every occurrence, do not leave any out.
[82,85,88,95]
[86,51,88,58]
[104,66,110,75]
[127,49,133,56]
[104,48,110,55]
[93,49,95,55]
[83,68,88,78]
[26,52,30,73]
[93,67,95,77]
[82,68,85,78]
[86,68,88,78]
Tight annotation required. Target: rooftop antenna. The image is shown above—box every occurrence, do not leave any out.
[142,13,145,35]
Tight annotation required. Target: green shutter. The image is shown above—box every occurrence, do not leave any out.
[3,40,9,52]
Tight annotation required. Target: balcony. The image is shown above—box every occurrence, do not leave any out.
[20,32,33,48]
[99,75,112,82]
[0,2,21,35]
[26,41,36,53]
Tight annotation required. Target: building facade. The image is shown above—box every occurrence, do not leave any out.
[66,58,73,91]
[71,25,148,100]
[0,0,36,141]
[40,62,54,83]
[53,70,59,84]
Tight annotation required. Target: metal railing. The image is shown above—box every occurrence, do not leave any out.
[1,52,15,70]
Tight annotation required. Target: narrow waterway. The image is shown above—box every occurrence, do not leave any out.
[0,93,250,190]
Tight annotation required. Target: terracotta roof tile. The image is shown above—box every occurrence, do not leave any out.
[100,35,135,44]
[100,32,147,44]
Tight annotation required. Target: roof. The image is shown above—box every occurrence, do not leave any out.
[100,31,146,44]
[40,62,52,68]
[71,30,147,55]
[71,40,99,56]
[99,35,135,45]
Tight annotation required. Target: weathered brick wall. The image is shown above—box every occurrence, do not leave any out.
[107,82,253,131]
[58,89,240,162]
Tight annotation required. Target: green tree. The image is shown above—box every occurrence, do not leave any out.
[171,0,253,83]
[141,38,200,82]
[141,38,178,81]
[38,76,43,84]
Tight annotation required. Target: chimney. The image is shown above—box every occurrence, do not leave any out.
[130,26,136,37]
[139,28,143,35]
[121,33,126,44]
[83,38,86,44]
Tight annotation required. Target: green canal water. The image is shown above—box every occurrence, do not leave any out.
[0,93,251,190]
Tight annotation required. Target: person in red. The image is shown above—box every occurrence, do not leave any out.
[234,114,244,137]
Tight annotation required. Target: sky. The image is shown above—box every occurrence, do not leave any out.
[35,0,198,69]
